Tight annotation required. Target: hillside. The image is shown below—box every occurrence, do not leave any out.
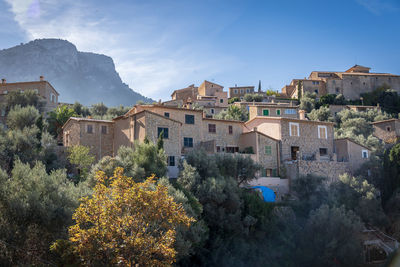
[0,39,153,106]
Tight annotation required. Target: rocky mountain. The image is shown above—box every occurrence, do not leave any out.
[0,39,153,106]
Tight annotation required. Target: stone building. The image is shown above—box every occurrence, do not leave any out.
[229,86,255,99]
[243,115,349,181]
[283,65,400,100]
[0,76,59,123]
[63,117,114,160]
[248,103,299,120]
[239,130,280,177]
[372,119,400,144]
[167,80,228,117]
[335,138,371,174]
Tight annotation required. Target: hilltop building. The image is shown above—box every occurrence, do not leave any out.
[0,76,59,123]
[282,65,400,100]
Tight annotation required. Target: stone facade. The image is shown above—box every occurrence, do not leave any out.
[286,160,349,183]
[202,118,243,152]
[63,117,114,160]
[372,119,400,144]
[171,84,198,103]
[239,131,280,177]
[248,104,299,120]
[229,86,255,99]
[284,65,400,100]
[335,138,371,174]
[0,77,59,123]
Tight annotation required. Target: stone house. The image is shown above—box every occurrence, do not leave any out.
[248,103,299,120]
[63,117,114,160]
[283,65,400,100]
[372,119,400,144]
[0,76,59,123]
[243,115,349,181]
[335,138,371,174]
[239,130,280,177]
[171,84,198,104]
[229,86,255,99]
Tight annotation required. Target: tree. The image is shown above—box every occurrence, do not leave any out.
[157,130,164,151]
[295,205,364,267]
[4,89,44,113]
[215,105,249,121]
[67,168,194,266]
[107,105,130,117]
[297,80,302,100]
[308,106,333,122]
[299,92,316,112]
[90,102,108,117]
[67,145,95,181]
[72,101,90,117]
[47,105,77,138]
[228,97,240,104]
[6,105,40,130]
[0,160,86,265]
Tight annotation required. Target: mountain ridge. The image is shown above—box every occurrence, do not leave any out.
[0,39,154,106]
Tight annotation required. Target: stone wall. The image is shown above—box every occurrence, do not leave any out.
[280,120,334,161]
[373,120,399,144]
[285,160,349,183]
[202,118,243,149]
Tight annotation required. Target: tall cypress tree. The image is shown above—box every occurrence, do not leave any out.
[258,80,262,93]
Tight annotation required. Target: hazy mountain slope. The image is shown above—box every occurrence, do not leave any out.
[0,39,153,106]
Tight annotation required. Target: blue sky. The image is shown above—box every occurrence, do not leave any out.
[1,0,400,101]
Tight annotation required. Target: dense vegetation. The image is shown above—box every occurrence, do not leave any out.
[1,89,400,265]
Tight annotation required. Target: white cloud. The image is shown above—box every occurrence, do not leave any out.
[355,0,399,15]
[3,0,235,100]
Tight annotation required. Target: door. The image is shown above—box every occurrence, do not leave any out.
[291,146,299,160]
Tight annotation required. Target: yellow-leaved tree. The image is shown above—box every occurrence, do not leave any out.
[68,167,194,266]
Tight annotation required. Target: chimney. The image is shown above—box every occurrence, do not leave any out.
[1,78,5,84]
[299,110,306,120]
[40,76,44,81]
[253,127,257,132]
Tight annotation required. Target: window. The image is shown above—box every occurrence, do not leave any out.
[228,125,233,134]
[185,114,195,124]
[226,147,239,153]
[101,125,107,134]
[285,109,296,115]
[234,89,238,94]
[87,124,93,134]
[386,126,391,132]
[208,124,216,133]
[263,109,269,116]
[336,87,340,93]
[3,90,8,94]
[276,109,281,115]
[157,127,169,139]
[319,148,327,156]
[240,89,244,94]
[362,150,369,159]
[220,99,223,103]
[184,137,193,147]
[164,112,170,118]
[314,89,319,94]
[265,145,272,155]
[318,125,327,139]
[211,108,214,114]
[217,146,221,152]
[246,89,250,93]
[50,93,56,103]
[168,156,175,166]
[289,122,299,137]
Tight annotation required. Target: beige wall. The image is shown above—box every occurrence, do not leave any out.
[280,120,334,161]
[229,86,255,98]
[0,81,59,115]
[245,118,282,140]
[373,120,400,143]
[198,81,224,96]
[249,105,299,120]
[63,119,114,160]
[202,119,243,150]
[335,139,370,174]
